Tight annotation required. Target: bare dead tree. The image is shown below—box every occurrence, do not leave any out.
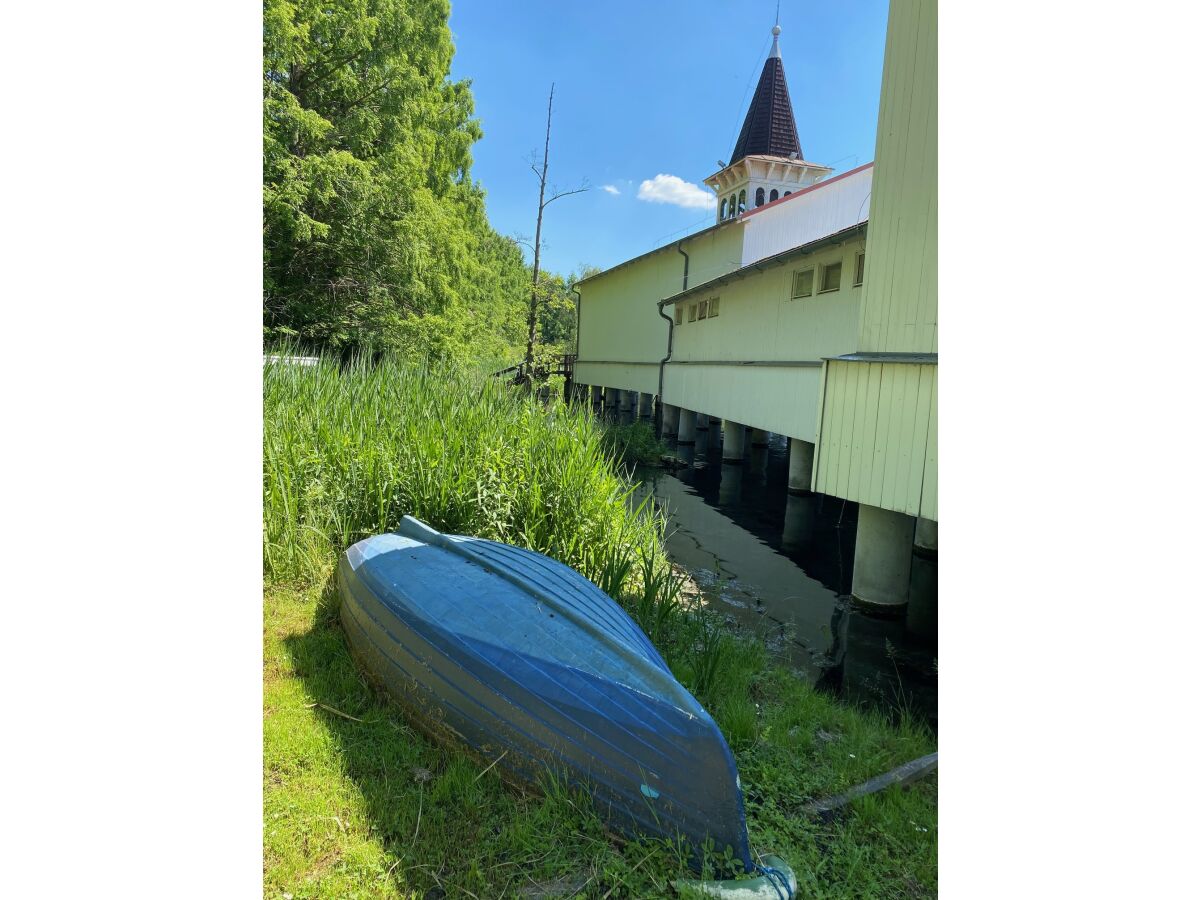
[524,83,587,373]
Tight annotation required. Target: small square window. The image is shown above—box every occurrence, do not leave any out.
[674,305,683,325]
[709,297,720,317]
[854,252,865,286]
[790,269,814,299]
[688,303,697,322]
[698,299,708,320]
[819,261,842,293]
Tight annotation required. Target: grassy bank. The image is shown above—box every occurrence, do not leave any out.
[264,357,937,897]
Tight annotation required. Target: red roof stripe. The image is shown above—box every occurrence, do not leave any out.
[739,161,875,220]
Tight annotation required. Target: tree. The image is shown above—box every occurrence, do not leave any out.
[523,85,587,372]
[263,0,528,362]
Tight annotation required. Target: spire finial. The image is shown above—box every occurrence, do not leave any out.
[770,3,782,58]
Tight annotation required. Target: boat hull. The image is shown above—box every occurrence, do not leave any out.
[337,518,753,872]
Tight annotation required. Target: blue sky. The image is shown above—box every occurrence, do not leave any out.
[448,0,890,278]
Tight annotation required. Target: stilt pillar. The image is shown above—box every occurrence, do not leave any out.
[661,403,680,438]
[696,413,710,431]
[851,504,916,610]
[677,408,697,444]
[618,390,635,424]
[590,384,603,415]
[603,388,618,421]
[750,428,769,447]
[722,421,746,463]
[787,438,815,494]
[914,518,938,557]
[638,392,654,420]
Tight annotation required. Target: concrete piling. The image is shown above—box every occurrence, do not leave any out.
[851,505,916,610]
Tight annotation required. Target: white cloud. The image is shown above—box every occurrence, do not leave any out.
[601,184,620,195]
[636,174,717,210]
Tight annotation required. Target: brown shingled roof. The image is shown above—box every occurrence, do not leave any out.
[731,56,802,163]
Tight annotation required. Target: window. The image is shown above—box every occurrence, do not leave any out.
[688,303,697,322]
[674,305,683,325]
[783,191,792,197]
[819,261,842,293]
[708,296,720,317]
[790,268,814,299]
[719,198,727,220]
[854,251,865,286]
[755,187,765,207]
[698,299,708,320]
[737,190,746,213]
[769,189,779,202]
[728,195,736,218]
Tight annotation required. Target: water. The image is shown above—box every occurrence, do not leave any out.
[633,427,938,729]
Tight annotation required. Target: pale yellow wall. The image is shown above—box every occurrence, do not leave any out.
[667,366,823,442]
[810,0,938,518]
[575,223,743,395]
[812,360,937,520]
[857,0,937,354]
[662,237,866,441]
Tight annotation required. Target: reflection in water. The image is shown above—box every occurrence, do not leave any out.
[636,431,938,728]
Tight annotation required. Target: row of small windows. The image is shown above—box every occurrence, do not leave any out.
[719,186,794,220]
[673,296,720,325]
[789,252,866,299]
[668,253,863,327]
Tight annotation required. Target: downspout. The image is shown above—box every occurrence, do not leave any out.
[656,241,690,432]
[569,282,581,360]
[569,281,581,400]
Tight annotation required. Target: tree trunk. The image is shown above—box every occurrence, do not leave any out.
[524,85,555,373]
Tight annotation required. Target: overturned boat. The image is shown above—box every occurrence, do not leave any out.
[338,516,786,884]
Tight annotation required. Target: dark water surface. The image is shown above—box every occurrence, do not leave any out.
[632,428,938,729]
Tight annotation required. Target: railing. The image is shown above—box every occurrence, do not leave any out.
[493,354,577,398]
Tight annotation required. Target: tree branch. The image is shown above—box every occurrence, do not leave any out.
[542,186,589,209]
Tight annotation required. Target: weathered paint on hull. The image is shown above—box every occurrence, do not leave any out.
[337,518,753,873]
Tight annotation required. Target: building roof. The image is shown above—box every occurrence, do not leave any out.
[730,29,802,164]
[660,221,867,307]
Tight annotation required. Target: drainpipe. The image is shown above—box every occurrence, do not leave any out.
[569,281,582,399]
[656,241,690,432]
[569,281,581,360]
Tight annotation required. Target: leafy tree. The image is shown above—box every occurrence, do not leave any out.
[263,0,528,361]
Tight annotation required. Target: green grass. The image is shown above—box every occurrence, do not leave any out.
[264,355,937,897]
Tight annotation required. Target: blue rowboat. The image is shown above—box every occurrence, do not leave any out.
[338,516,759,875]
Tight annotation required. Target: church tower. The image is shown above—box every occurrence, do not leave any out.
[704,21,832,223]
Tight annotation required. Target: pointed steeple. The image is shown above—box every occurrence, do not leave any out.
[730,22,802,164]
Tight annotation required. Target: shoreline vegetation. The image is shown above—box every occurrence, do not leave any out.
[264,356,937,898]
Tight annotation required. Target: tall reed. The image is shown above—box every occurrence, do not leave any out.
[263,354,664,589]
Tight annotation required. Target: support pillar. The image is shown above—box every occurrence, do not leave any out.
[914,518,938,557]
[703,419,721,458]
[638,392,654,420]
[603,388,618,422]
[787,439,815,494]
[696,413,710,431]
[618,390,635,424]
[677,408,697,444]
[661,403,680,438]
[590,384,603,415]
[722,421,746,463]
[750,428,769,447]
[851,504,916,610]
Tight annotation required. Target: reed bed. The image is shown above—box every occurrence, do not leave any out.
[264,355,663,589]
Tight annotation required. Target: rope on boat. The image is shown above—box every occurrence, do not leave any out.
[753,860,793,899]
